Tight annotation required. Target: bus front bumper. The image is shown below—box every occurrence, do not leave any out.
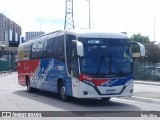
[77,81,134,98]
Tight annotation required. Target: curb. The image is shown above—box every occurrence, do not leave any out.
[0,71,14,76]
[0,72,9,74]
[134,81,160,86]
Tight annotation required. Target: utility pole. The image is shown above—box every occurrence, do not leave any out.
[85,0,91,29]
[154,18,156,41]
[64,0,75,30]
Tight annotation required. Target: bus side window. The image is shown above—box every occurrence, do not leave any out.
[37,40,45,59]
[29,44,33,60]
[54,36,65,62]
[43,35,64,61]
[31,42,38,59]
[44,38,54,58]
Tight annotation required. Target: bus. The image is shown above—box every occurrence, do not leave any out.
[18,30,145,101]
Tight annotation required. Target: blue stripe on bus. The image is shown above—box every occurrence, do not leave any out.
[33,58,72,96]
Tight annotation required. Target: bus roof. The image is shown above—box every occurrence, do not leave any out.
[67,29,128,39]
[19,29,128,47]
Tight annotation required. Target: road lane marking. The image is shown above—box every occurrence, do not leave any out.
[112,98,138,103]
[132,96,160,102]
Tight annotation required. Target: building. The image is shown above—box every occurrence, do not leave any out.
[0,13,22,47]
[0,13,22,70]
[25,31,45,41]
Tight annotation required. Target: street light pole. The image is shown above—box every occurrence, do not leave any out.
[85,0,91,29]
[8,48,10,70]
[154,18,156,41]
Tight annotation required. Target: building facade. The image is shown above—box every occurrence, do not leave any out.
[0,13,22,67]
[0,13,22,46]
[25,31,45,41]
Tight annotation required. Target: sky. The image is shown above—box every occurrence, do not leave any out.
[0,0,160,41]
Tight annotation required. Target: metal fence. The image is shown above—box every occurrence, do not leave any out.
[133,61,160,81]
[0,60,17,71]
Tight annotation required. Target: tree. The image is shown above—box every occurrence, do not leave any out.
[130,33,150,45]
[130,33,150,55]
[130,33,160,63]
[145,42,160,63]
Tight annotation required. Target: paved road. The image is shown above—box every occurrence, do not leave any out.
[0,72,160,120]
[134,83,160,99]
[119,82,160,104]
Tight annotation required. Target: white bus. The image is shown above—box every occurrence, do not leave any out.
[18,30,145,101]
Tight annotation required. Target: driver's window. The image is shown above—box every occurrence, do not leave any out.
[66,34,76,75]
[71,44,79,78]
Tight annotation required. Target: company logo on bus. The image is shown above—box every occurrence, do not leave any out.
[79,74,111,86]
[57,66,64,71]
[79,74,92,81]
[105,74,116,77]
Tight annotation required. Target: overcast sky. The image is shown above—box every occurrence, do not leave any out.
[0,0,160,41]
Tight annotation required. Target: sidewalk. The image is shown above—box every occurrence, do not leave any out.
[0,71,15,76]
[134,80,160,86]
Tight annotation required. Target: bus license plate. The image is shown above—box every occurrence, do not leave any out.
[106,89,115,94]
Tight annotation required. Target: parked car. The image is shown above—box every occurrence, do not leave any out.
[151,67,160,80]
[143,66,154,79]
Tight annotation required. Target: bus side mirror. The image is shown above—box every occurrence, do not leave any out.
[72,40,84,57]
[131,41,145,57]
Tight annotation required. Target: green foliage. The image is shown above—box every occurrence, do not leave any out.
[130,33,160,63]
[130,42,140,54]
[130,33,150,53]
[145,42,160,63]
[130,33,151,56]
[130,33,150,45]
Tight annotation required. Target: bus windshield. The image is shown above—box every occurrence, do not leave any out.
[79,38,132,78]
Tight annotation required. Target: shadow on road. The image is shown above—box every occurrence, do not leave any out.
[13,90,141,112]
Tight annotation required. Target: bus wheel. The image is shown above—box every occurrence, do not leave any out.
[26,79,34,93]
[101,97,111,102]
[59,81,69,101]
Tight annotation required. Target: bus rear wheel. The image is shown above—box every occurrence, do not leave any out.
[59,81,69,101]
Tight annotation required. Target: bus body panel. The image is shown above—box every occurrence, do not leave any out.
[18,29,134,99]
[78,79,133,98]
[71,77,80,98]
[18,59,40,86]
[78,74,133,98]
[18,58,73,96]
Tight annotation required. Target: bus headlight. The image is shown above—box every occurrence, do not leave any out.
[125,80,133,86]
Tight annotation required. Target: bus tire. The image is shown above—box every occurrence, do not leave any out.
[26,79,34,93]
[59,81,69,101]
[101,97,111,102]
